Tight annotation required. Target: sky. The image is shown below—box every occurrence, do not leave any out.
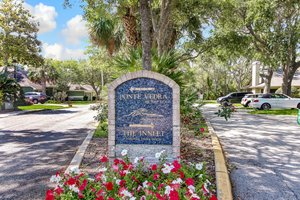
[24,0,89,60]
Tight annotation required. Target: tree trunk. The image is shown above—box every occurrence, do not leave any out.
[123,7,139,48]
[157,0,173,55]
[282,65,298,96]
[261,69,273,94]
[41,79,47,95]
[140,0,152,70]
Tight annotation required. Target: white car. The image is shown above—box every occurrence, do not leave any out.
[251,93,300,110]
[241,93,263,107]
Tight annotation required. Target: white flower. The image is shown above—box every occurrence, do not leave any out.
[188,185,196,194]
[101,174,107,183]
[195,163,203,170]
[143,180,148,188]
[155,152,162,159]
[171,178,183,184]
[162,164,174,174]
[121,189,133,197]
[121,149,128,156]
[69,166,80,174]
[69,184,79,193]
[164,186,172,195]
[50,175,61,184]
[191,193,200,199]
[155,150,165,159]
[203,183,210,193]
[124,170,131,174]
[134,157,139,163]
[130,197,136,200]
[206,179,211,185]
[99,167,107,172]
[199,174,203,178]
[116,179,121,185]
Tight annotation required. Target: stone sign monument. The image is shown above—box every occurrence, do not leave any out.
[108,70,180,162]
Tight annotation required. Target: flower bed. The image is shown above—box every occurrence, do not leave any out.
[46,151,217,200]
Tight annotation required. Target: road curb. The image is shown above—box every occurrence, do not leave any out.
[206,120,233,200]
[65,124,97,173]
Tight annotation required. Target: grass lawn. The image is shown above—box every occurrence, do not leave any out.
[18,104,67,111]
[202,100,217,104]
[249,109,298,115]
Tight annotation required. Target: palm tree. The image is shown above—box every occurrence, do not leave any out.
[28,60,58,95]
[89,17,124,56]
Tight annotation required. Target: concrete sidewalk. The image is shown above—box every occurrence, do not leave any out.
[203,104,300,200]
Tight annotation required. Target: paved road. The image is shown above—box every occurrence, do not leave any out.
[203,104,300,200]
[0,106,96,200]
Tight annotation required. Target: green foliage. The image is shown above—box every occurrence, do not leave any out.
[275,87,300,98]
[0,72,21,101]
[90,103,108,122]
[94,120,108,138]
[0,0,42,66]
[216,106,233,121]
[54,92,68,103]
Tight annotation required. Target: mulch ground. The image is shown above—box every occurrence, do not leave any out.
[80,132,216,185]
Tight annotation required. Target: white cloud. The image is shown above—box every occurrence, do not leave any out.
[42,43,86,60]
[24,3,57,34]
[62,15,88,45]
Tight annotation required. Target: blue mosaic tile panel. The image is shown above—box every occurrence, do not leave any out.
[115,77,173,145]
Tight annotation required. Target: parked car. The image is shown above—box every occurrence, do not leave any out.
[250,93,300,110]
[24,92,47,104]
[241,93,263,107]
[217,92,252,104]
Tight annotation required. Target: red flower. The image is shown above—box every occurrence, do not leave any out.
[108,198,115,200]
[106,182,114,191]
[202,184,209,196]
[79,179,88,191]
[169,189,179,200]
[156,192,165,200]
[78,192,84,199]
[153,173,160,180]
[185,178,194,186]
[54,187,63,195]
[200,128,205,133]
[100,155,108,163]
[96,189,104,197]
[114,159,120,165]
[45,189,54,200]
[95,173,103,181]
[96,197,104,200]
[151,164,157,171]
[172,160,181,172]
[66,177,76,185]
[119,180,126,187]
[210,194,218,200]
[180,171,185,179]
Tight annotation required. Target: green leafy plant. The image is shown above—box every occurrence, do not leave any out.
[90,103,108,122]
[46,151,217,200]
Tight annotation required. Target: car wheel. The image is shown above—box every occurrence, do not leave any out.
[297,103,300,109]
[33,99,38,104]
[245,101,250,107]
[261,103,271,110]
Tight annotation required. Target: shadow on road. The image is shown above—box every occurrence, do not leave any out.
[0,128,91,200]
[18,109,79,115]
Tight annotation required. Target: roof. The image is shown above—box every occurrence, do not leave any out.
[69,84,94,92]
[1,66,95,92]
[251,70,300,89]
[0,66,42,90]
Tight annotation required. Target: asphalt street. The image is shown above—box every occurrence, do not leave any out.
[0,105,96,200]
[203,104,300,200]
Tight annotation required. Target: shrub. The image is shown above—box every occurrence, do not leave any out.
[54,92,68,103]
[83,95,88,101]
[275,87,300,98]
[90,103,108,122]
[94,120,108,138]
[46,151,217,200]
